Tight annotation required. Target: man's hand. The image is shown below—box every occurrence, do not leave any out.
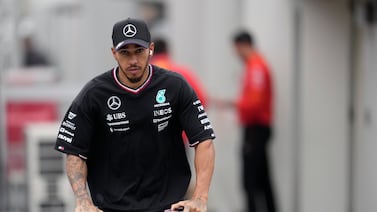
[170,139,214,212]
[75,204,103,212]
[75,196,103,212]
[170,198,207,212]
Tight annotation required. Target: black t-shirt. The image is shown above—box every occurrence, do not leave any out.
[55,65,215,211]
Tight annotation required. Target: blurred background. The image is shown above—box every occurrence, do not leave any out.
[0,0,376,211]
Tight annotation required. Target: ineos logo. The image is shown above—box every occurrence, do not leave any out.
[107,96,121,110]
[123,24,137,37]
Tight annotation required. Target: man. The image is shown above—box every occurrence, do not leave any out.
[233,31,276,212]
[54,18,215,212]
[22,36,50,67]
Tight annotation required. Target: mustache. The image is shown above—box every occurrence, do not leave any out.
[126,65,141,70]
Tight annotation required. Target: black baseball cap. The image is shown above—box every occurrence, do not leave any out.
[112,18,151,51]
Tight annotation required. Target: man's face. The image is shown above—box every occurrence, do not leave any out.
[234,42,249,62]
[112,43,153,86]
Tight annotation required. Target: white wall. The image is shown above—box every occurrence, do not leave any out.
[298,1,350,212]
[29,0,138,82]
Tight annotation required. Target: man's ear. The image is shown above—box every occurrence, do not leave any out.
[111,47,117,59]
[149,42,155,55]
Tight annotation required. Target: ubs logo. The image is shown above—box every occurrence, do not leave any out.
[107,96,121,110]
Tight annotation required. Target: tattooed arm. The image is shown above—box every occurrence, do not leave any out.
[66,154,103,212]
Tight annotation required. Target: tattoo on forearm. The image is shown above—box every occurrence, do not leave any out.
[66,155,89,199]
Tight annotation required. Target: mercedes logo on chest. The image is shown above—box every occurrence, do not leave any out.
[107,96,121,110]
[123,24,137,37]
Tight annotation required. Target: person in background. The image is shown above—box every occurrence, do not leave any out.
[232,30,277,212]
[54,18,215,212]
[22,36,50,67]
[151,38,208,107]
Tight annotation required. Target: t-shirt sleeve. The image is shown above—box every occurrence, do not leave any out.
[178,79,215,147]
[54,93,96,160]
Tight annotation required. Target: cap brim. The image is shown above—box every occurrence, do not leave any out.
[115,39,149,50]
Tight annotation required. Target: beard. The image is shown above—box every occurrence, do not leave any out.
[127,73,144,83]
[119,62,149,84]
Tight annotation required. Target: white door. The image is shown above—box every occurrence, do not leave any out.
[354,24,377,212]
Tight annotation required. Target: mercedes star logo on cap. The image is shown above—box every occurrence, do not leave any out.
[123,24,137,38]
[107,96,122,110]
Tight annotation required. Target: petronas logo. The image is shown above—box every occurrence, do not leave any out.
[156,89,166,104]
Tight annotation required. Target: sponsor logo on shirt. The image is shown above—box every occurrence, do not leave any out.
[151,89,173,132]
[107,96,122,110]
[193,99,213,131]
[62,120,76,130]
[204,125,213,130]
[107,120,130,126]
[58,133,72,143]
[200,118,210,124]
[154,102,170,107]
[106,111,130,133]
[153,107,172,116]
[153,115,172,123]
[156,89,166,104]
[158,121,169,132]
[110,127,130,132]
[59,127,74,136]
[106,112,126,121]
[153,90,171,132]
[68,111,77,120]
